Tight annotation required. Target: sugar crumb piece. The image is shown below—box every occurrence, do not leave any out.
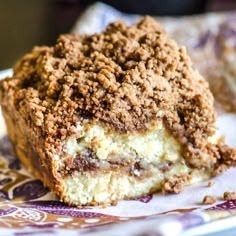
[202,195,216,204]
[162,174,191,194]
[111,200,118,206]
[207,181,215,187]
[223,192,236,201]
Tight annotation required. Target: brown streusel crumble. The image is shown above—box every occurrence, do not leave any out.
[207,181,215,187]
[223,192,236,201]
[162,174,191,194]
[202,195,217,204]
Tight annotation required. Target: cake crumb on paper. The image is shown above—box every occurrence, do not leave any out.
[207,181,215,187]
[223,192,236,201]
[202,195,216,204]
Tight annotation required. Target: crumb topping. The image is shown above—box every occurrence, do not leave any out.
[223,192,236,201]
[0,16,235,172]
[207,181,215,187]
[162,174,191,194]
[202,195,216,204]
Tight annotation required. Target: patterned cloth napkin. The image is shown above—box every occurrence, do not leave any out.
[1,3,236,236]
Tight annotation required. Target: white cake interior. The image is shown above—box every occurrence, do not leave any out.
[55,120,218,205]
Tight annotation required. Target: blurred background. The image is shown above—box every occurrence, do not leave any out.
[0,0,236,70]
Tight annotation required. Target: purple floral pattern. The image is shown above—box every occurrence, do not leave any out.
[131,195,153,203]
[207,200,236,211]
[0,207,17,216]
[13,180,49,201]
[26,200,91,210]
[23,201,109,218]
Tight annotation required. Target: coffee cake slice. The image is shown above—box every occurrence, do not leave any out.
[0,17,235,206]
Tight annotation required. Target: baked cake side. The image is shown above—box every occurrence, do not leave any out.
[0,17,236,206]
